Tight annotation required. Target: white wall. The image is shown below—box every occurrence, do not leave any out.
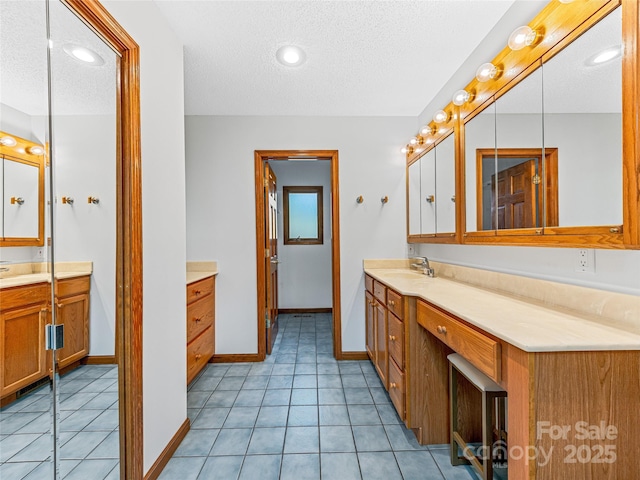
[269,161,332,309]
[186,115,415,353]
[50,115,116,356]
[103,1,187,474]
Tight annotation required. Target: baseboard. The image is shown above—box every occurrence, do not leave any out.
[82,355,117,365]
[340,351,369,361]
[278,308,332,314]
[144,418,190,480]
[210,353,262,363]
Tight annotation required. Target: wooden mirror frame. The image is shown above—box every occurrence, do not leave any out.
[62,1,143,478]
[406,0,639,249]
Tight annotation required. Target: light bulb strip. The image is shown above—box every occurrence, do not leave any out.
[0,130,46,162]
[403,0,608,164]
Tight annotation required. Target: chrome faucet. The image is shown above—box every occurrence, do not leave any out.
[411,256,434,277]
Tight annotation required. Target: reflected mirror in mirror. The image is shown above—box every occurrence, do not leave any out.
[3,157,40,238]
[435,133,456,233]
[542,6,622,227]
[408,159,421,236]
[420,148,436,235]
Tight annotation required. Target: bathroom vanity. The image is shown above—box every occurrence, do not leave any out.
[364,259,640,479]
[0,263,92,400]
[186,262,218,384]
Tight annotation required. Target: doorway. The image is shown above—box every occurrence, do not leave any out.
[254,150,343,360]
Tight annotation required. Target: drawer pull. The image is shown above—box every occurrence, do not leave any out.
[193,289,202,296]
[390,382,397,389]
[437,325,447,334]
[389,335,396,341]
[194,316,202,323]
[195,354,202,361]
[389,300,395,306]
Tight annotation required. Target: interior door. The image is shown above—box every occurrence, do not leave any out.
[265,163,279,354]
[492,159,539,229]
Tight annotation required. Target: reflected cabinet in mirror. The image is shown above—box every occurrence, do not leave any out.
[0,131,45,246]
[406,0,639,249]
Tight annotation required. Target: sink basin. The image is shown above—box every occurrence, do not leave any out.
[380,270,431,280]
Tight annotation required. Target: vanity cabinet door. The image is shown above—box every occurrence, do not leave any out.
[0,303,47,397]
[365,291,375,362]
[374,301,388,388]
[56,293,90,369]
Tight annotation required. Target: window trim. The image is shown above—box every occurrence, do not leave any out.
[283,185,323,245]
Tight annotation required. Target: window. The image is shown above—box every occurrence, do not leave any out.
[283,186,323,245]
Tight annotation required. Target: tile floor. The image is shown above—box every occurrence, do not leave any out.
[0,313,484,479]
[161,313,479,480]
[0,365,119,479]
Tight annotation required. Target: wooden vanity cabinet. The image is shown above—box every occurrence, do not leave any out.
[55,276,91,369]
[186,276,215,384]
[364,275,408,421]
[0,283,50,398]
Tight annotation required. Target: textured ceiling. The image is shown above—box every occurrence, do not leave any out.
[0,0,117,117]
[152,0,519,116]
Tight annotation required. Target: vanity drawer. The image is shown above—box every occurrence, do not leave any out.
[388,357,405,420]
[187,325,214,384]
[55,276,90,298]
[373,280,386,304]
[1,283,49,310]
[187,293,214,343]
[417,300,501,382]
[187,276,214,305]
[365,275,374,294]
[387,289,403,320]
[388,312,404,369]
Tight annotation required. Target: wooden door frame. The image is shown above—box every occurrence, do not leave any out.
[63,1,142,478]
[254,150,344,360]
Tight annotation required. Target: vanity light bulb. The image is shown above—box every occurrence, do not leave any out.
[401,146,408,154]
[433,110,448,124]
[27,146,45,155]
[508,26,537,51]
[476,63,498,82]
[452,90,470,106]
[409,137,418,145]
[0,136,17,147]
[420,125,433,136]
[558,0,575,3]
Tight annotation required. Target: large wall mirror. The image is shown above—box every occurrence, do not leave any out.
[408,0,638,249]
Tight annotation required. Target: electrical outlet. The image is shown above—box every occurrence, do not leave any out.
[575,249,595,273]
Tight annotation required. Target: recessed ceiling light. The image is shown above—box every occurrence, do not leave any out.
[276,45,306,67]
[63,43,104,66]
[586,45,622,66]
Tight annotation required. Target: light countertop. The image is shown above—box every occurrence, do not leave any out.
[0,262,93,289]
[187,261,218,284]
[364,264,640,353]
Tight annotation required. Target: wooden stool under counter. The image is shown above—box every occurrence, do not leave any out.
[448,353,507,480]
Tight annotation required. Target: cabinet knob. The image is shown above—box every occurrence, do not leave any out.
[610,227,620,233]
[437,325,447,334]
[194,316,202,323]
[389,300,395,306]
[193,290,202,296]
[389,335,396,341]
[390,382,397,389]
[195,354,202,360]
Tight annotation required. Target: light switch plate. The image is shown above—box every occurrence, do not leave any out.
[407,244,416,257]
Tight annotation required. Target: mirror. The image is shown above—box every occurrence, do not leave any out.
[542,6,622,227]
[420,147,436,235]
[1,144,45,243]
[408,159,421,236]
[435,133,456,233]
